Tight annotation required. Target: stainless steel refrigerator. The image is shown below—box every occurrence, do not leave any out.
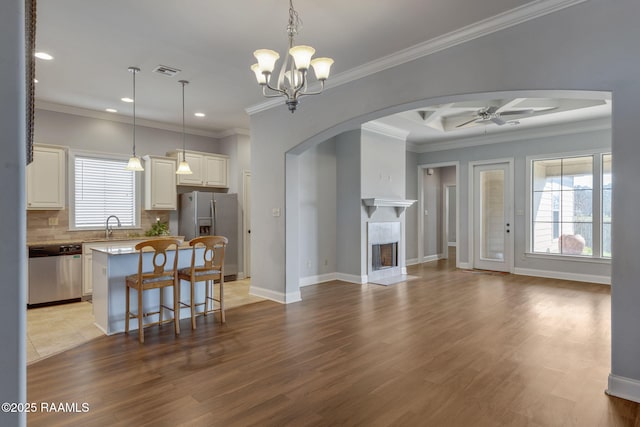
[179,191,238,277]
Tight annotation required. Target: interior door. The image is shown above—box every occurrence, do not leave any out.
[473,162,513,272]
[243,171,251,278]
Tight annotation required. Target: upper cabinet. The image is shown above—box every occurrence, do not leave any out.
[143,155,177,210]
[27,145,66,210]
[167,150,229,188]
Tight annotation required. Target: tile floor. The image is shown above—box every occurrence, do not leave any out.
[27,278,263,364]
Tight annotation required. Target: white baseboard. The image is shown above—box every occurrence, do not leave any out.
[336,273,367,284]
[401,267,407,275]
[299,273,337,287]
[249,285,302,304]
[422,254,444,263]
[607,374,640,403]
[458,262,472,269]
[448,242,457,247]
[236,272,246,280]
[513,268,610,285]
[406,258,420,266]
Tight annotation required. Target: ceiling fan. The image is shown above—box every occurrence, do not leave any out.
[455,105,538,128]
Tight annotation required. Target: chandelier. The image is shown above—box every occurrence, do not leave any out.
[251,0,334,113]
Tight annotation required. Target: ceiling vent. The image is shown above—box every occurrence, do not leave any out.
[152,65,181,77]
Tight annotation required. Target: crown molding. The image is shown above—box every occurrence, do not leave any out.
[408,116,611,153]
[361,121,410,141]
[35,100,250,139]
[246,0,588,116]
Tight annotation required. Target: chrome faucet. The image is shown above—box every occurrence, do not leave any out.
[105,215,121,239]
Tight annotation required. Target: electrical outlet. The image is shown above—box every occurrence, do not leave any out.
[306,260,311,270]
[48,217,58,226]
[272,208,281,217]
[324,259,329,266]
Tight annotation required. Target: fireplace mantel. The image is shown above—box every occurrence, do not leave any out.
[362,198,417,218]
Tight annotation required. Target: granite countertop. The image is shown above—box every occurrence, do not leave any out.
[27,236,186,247]
[92,241,192,255]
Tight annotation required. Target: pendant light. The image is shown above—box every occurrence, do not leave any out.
[125,66,144,171]
[175,80,193,175]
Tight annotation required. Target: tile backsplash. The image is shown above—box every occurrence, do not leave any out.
[27,209,172,243]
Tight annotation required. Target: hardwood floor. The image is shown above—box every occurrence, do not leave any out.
[27,258,640,426]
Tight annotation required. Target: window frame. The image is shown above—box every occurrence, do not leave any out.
[526,148,611,261]
[68,150,142,231]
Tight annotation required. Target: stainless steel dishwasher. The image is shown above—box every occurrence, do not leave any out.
[28,243,82,307]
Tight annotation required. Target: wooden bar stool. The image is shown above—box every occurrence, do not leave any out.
[125,238,181,343]
[178,236,228,329]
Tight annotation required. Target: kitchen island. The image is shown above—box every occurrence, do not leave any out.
[92,242,205,335]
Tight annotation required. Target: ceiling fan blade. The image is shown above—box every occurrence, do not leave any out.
[455,117,480,128]
[491,117,506,125]
[499,109,535,116]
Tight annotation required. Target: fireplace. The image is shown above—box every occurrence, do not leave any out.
[367,221,403,281]
[372,242,398,271]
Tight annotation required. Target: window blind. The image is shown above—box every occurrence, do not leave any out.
[74,156,137,228]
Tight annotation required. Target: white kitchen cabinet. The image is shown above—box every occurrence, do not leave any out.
[143,155,177,210]
[204,154,228,187]
[26,145,66,210]
[167,150,228,188]
[174,152,204,186]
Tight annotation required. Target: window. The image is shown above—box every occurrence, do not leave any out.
[72,155,138,229]
[530,153,611,258]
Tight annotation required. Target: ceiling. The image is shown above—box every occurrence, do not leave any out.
[35,1,608,140]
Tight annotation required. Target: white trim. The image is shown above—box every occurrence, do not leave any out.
[469,158,515,273]
[448,242,457,247]
[513,267,610,285]
[299,273,337,287]
[525,252,611,264]
[459,262,472,269]
[361,121,410,141]
[246,0,588,116]
[236,272,246,280]
[406,258,420,266]
[411,117,611,153]
[607,374,640,403]
[336,273,367,284]
[249,286,302,304]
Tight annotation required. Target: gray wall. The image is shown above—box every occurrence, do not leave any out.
[1,0,26,424]
[414,125,610,278]
[218,133,251,276]
[423,168,442,257]
[405,151,419,261]
[35,109,221,156]
[299,138,337,277]
[249,0,640,395]
[336,131,362,277]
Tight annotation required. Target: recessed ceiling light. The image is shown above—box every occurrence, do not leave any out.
[121,97,134,103]
[106,108,117,113]
[194,112,206,117]
[34,79,38,83]
[35,52,53,60]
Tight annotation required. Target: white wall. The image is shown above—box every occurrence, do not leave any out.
[249,0,640,401]
[1,0,26,424]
